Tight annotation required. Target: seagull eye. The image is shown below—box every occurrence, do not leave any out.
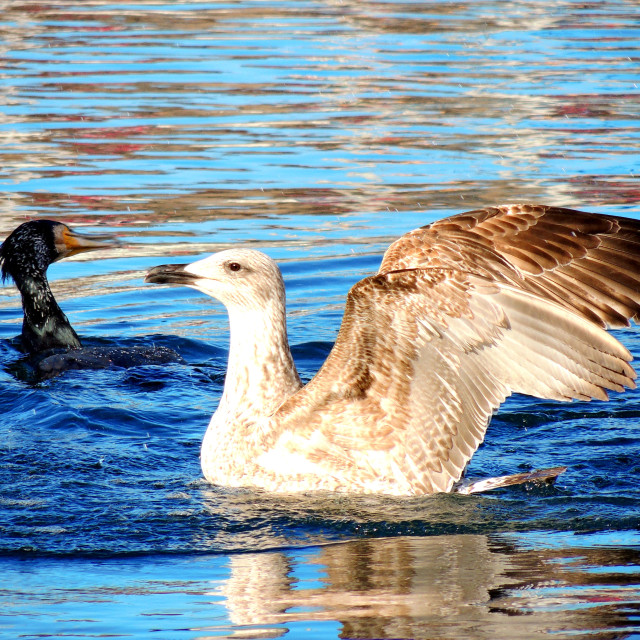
[227,262,242,272]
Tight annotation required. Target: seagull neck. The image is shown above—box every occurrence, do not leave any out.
[220,301,302,420]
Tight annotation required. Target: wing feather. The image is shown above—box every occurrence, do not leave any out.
[266,268,635,494]
[379,204,640,328]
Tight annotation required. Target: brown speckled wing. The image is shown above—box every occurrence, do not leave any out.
[380,204,640,328]
[269,268,635,494]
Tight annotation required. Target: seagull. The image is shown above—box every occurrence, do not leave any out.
[145,204,640,495]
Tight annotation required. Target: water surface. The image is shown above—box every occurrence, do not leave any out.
[1,1,639,638]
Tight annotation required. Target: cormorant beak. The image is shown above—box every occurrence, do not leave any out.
[55,226,118,260]
[145,264,199,286]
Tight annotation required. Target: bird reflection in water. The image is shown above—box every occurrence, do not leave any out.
[201,531,638,639]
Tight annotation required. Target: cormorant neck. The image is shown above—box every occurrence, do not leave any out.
[16,273,82,354]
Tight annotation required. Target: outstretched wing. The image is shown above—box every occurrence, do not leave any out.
[263,269,635,494]
[380,204,640,328]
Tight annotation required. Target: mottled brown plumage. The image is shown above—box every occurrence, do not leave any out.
[145,205,640,495]
[380,204,640,328]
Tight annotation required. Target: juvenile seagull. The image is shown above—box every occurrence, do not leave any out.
[146,204,640,495]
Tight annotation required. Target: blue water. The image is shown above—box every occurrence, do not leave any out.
[1,1,639,638]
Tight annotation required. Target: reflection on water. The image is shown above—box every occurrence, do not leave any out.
[217,534,640,640]
[4,533,638,640]
[1,0,640,638]
[1,0,639,222]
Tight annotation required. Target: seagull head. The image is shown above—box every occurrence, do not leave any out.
[145,248,285,310]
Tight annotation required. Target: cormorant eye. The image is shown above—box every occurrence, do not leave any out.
[227,262,242,272]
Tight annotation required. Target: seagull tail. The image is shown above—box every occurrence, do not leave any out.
[453,466,567,495]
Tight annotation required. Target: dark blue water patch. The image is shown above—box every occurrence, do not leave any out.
[1,443,638,559]
[291,341,333,380]
[1,483,635,561]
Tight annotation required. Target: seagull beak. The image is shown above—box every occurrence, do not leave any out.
[55,226,118,259]
[145,263,199,286]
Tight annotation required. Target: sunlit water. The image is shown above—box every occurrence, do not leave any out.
[1,1,639,638]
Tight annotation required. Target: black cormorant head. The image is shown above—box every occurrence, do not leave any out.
[0,220,113,284]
